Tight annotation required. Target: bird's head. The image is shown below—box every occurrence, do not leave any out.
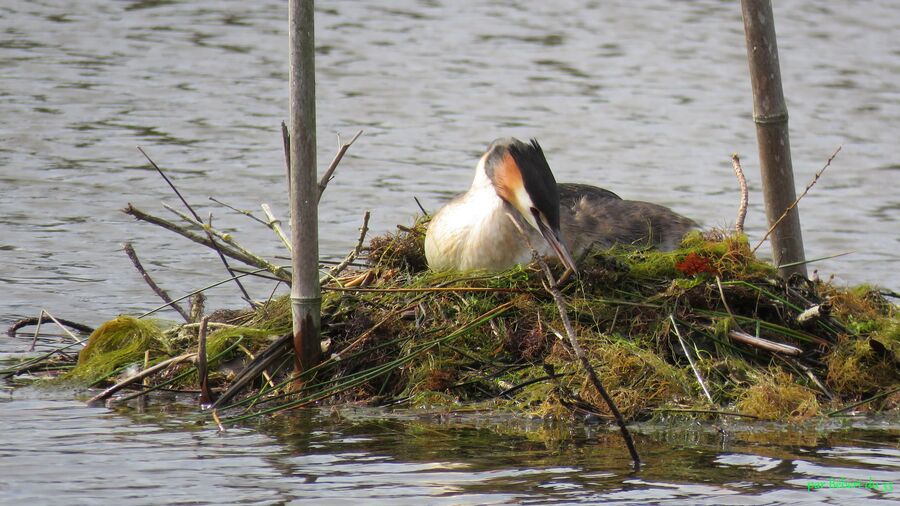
[480,137,577,272]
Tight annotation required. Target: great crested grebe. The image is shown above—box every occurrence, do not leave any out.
[424,137,697,272]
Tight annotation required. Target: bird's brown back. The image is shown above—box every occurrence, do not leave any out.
[558,183,697,255]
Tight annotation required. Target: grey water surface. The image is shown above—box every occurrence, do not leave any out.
[1,1,898,504]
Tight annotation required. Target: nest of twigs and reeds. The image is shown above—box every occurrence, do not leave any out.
[5,214,898,426]
[3,144,898,428]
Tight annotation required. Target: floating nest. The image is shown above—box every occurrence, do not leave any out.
[5,217,899,425]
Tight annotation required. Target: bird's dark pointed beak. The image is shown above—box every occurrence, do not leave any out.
[535,217,577,273]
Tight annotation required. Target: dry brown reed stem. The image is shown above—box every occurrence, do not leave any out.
[87,352,196,404]
[137,147,253,303]
[323,211,371,283]
[189,292,205,323]
[318,130,363,203]
[237,344,276,389]
[198,316,212,406]
[752,145,842,254]
[123,242,190,322]
[28,309,44,351]
[261,203,292,251]
[210,333,293,410]
[211,409,226,432]
[731,153,748,234]
[670,316,713,403]
[727,330,802,355]
[507,215,641,471]
[124,205,291,282]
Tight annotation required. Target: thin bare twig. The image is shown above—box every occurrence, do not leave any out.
[715,276,746,333]
[413,197,429,218]
[139,268,268,319]
[208,197,268,226]
[137,146,253,304]
[731,153,748,234]
[752,145,842,253]
[261,203,292,251]
[29,309,45,351]
[322,211,370,283]
[318,130,363,202]
[125,205,291,282]
[43,309,87,347]
[670,316,713,403]
[507,214,641,470]
[124,242,190,322]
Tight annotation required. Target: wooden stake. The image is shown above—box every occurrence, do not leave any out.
[288,0,321,384]
[741,0,807,278]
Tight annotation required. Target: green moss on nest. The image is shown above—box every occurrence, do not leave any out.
[67,316,168,382]
[737,369,820,421]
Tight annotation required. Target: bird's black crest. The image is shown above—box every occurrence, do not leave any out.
[489,137,560,231]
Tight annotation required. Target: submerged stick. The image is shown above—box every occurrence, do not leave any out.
[318,130,363,203]
[87,352,196,404]
[137,147,253,304]
[752,145,842,254]
[124,242,190,322]
[8,314,94,338]
[508,215,641,470]
[731,153,748,234]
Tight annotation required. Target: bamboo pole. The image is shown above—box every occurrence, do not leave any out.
[740,0,807,278]
[288,0,322,383]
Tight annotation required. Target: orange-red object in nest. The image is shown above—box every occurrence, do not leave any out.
[675,252,718,276]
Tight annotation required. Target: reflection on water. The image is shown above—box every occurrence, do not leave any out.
[1,0,899,504]
[2,388,898,505]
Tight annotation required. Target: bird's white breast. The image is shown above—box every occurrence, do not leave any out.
[424,186,542,272]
